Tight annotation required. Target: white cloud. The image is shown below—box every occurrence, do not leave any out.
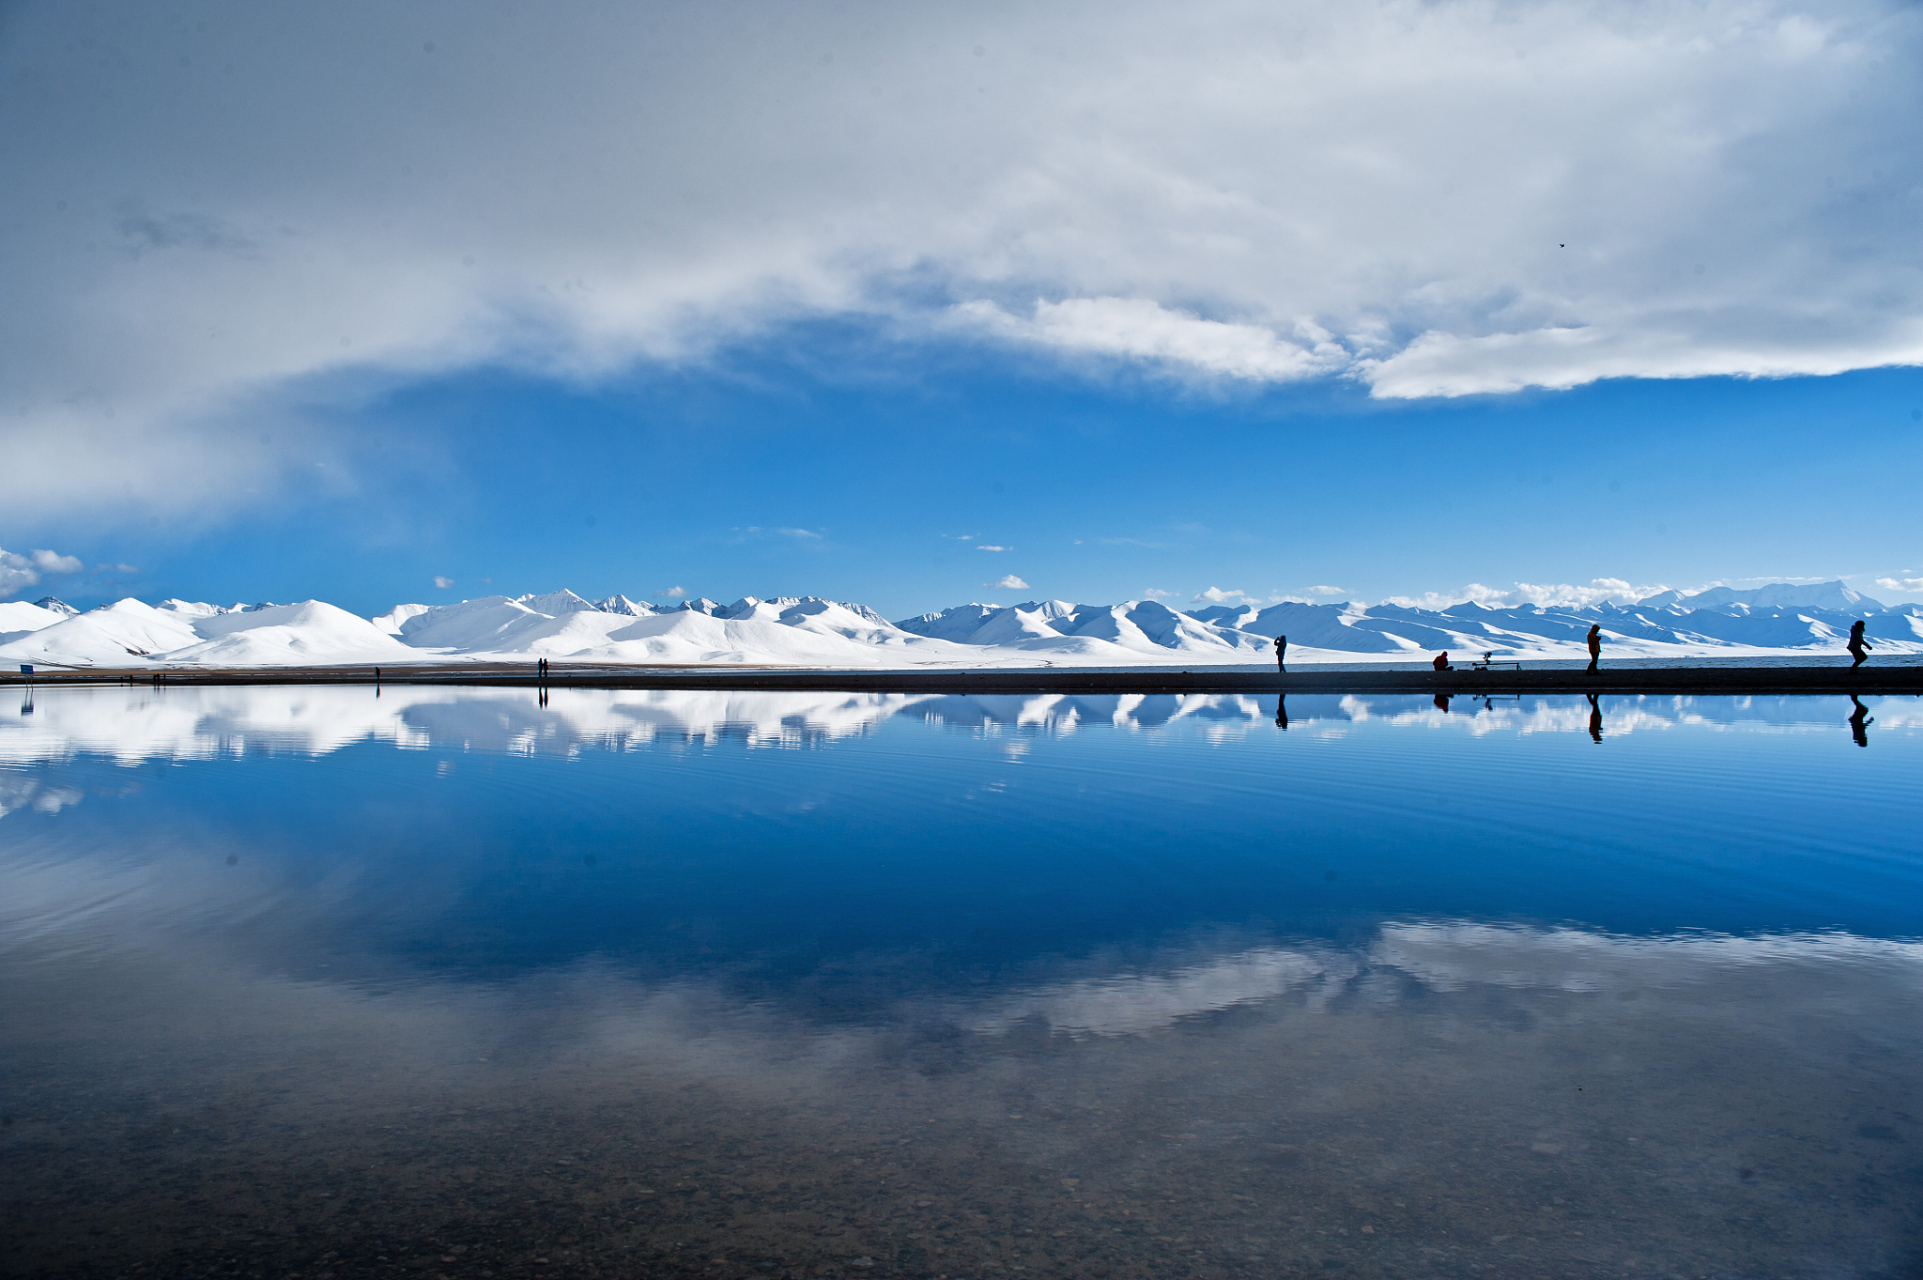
[986,574,1029,590]
[954,298,1346,383]
[1193,586,1257,605]
[976,544,1008,552]
[432,576,454,589]
[1381,578,1666,609]
[1876,576,1923,593]
[734,526,823,542]
[659,585,688,599]
[4,0,1922,516]
[0,547,84,599]
[1510,579,1669,608]
[1307,585,1346,596]
[0,566,37,600]
[1142,587,1178,600]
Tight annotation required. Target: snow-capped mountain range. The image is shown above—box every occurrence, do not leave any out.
[0,582,1916,670]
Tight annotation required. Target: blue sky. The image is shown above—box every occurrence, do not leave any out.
[3,0,1920,619]
[28,344,1921,621]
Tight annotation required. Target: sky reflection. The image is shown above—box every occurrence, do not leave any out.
[3,685,1920,1277]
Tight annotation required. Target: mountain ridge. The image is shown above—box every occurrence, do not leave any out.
[0,582,1914,669]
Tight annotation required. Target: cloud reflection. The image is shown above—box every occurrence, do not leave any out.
[970,925,1923,1039]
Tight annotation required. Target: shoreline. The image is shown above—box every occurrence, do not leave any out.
[8,661,1922,696]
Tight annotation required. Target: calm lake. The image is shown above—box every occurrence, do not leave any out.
[2,685,1920,1280]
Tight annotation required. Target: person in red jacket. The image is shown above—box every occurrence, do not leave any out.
[1432,651,1451,671]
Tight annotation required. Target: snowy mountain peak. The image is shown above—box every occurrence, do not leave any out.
[32,596,76,617]
[1638,580,1882,613]
[155,599,229,619]
[708,596,891,625]
[592,594,655,616]
[516,589,599,616]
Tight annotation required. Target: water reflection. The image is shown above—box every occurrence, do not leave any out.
[2,686,1920,1278]
[5,684,1919,766]
[1851,693,1874,747]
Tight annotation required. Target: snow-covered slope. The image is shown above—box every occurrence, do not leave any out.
[386,594,966,666]
[1,581,1916,669]
[0,599,205,666]
[165,602,416,665]
[359,584,1923,666]
[0,600,73,646]
[372,602,433,634]
[900,599,1272,660]
[0,599,410,668]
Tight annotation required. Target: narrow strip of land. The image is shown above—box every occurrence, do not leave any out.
[7,664,1921,696]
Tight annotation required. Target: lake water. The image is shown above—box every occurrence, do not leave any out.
[3,685,1920,1280]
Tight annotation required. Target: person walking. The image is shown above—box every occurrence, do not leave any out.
[1273,633,1287,674]
[1585,623,1602,673]
[1848,620,1872,669]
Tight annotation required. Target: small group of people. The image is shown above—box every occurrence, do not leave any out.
[1432,624,1606,672]
[1276,617,1876,674]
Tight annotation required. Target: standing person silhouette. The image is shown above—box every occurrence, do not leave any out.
[1273,634,1287,674]
[1847,620,1871,668]
[1585,623,1602,672]
[1586,692,1604,743]
[1848,694,1873,747]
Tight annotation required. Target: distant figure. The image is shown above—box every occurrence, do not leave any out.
[1432,651,1451,671]
[1274,634,1287,674]
[1849,694,1873,748]
[1847,620,1871,669]
[1586,692,1603,744]
[1274,694,1288,730]
[1585,623,1602,673]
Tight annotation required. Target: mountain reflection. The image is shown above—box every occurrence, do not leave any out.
[3,684,1915,767]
